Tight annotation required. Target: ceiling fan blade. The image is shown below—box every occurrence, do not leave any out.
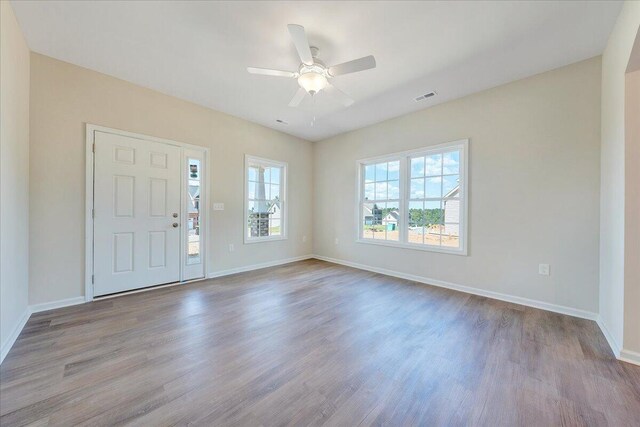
[287,24,314,66]
[289,87,307,107]
[328,55,376,77]
[325,83,354,107]
[247,67,296,78]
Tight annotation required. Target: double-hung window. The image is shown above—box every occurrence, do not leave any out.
[358,139,468,254]
[245,155,287,243]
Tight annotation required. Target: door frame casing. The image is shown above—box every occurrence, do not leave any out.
[85,124,210,302]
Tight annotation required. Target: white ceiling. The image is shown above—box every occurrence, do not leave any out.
[12,1,621,142]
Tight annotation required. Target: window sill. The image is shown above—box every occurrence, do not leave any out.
[356,238,467,256]
[244,236,288,244]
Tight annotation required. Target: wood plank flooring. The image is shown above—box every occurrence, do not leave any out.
[1,259,639,426]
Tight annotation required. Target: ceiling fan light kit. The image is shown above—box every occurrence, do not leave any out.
[298,64,328,95]
[247,24,376,109]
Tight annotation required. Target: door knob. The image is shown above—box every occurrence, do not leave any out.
[172,213,178,218]
[172,223,179,228]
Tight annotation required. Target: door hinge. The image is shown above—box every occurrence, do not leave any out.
[91,275,94,284]
[92,209,95,219]
[92,143,95,153]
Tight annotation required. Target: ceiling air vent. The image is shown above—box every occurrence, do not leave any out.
[415,91,437,102]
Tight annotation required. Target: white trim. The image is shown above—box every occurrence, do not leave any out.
[596,315,622,357]
[29,297,86,314]
[0,308,31,364]
[244,154,288,244]
[85,123,210,301]
[619,349,640,366]
[208,255,313,279]
[312,255,598,321]
[85,125,95,302]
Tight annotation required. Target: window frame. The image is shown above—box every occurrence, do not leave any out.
[244,155,288,244]
[356,139,469,255]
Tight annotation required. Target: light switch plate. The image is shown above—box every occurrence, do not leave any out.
[538,264,550,276]
[213,203,224,211]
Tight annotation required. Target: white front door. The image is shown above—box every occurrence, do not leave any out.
[93,131,181,296]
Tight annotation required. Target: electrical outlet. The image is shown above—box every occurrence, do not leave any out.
[538,264,550,276]
[229,243,234,253]
[302,235,307,243]
[334,237,339,245]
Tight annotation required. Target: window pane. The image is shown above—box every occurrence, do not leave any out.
[270,184,280,201]
[251,180,267,200]
[362,202,377,239]
[249,202,270,238]
[425,153,442,176]
[388,161,400,180]
[365,165,375,183]
[270,201,281,219]
[425,229,442,246]
[248,166,258,182]
[442,223,460,248]
[247,181,256,200]
[411,156,425,177]
[373,203,386,239]
[410,178,424,199]
[425,177,442,198]
[263,167,271,184]
[270,219,281,236]
[187,159,201,265]
[383,201,399,241]
[409,201,425,226]
[425,201,443,226]
[443,151,460,175]
[364,183,375,200]
[375,162,387,181]
[388,180,399,199]
[375,182,387,200]
[443,198,460,224]
[270,167,281,185]
[443,175,459,197]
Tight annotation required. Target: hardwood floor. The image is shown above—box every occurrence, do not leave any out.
[1,259,639,426]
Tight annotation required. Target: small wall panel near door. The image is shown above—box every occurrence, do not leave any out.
[93,131,181,296]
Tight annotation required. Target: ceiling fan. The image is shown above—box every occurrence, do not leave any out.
[247,24,376,107]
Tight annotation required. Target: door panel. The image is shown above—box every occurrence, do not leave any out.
[94,131,181,296]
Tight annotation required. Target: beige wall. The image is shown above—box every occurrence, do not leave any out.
[624,69,640,354]
[313,57,602,313]
[29,53,313,305]
[1,1,30,359]
[599,0,640,354]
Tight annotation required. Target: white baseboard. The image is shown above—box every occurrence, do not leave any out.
[208,254,314,279]
[620,349,640,365]
[29,296,86,314]
[0,308,31,365]
[596,316,622,357]
[312,255,598,321]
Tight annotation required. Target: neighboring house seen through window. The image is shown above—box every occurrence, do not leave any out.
[358,139,468,254]
[245,155,287,243]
